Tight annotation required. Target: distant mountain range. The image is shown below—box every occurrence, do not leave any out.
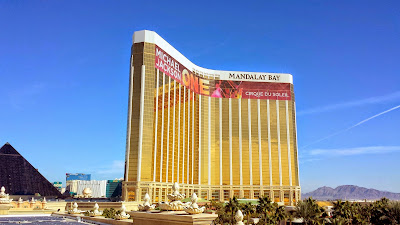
[302,185,400,200]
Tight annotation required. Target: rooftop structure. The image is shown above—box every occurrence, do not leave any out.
[66,173,91,181]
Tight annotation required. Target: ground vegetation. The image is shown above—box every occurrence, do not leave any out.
[212,196,400,225]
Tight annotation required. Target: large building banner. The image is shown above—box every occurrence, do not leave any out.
[155,46,291,100]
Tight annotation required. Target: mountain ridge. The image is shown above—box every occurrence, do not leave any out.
[302,185,400,200]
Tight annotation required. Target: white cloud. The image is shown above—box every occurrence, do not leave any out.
[299,157,321,164]
[309,146,400,156]
[298,91,400,116]
[301,104,400,149]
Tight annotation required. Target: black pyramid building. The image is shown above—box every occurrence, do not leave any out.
[0,142,61,196]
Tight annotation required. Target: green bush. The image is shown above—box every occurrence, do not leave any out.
[101,208,131,219]
[83,210,93,216]
[102,208,117,219]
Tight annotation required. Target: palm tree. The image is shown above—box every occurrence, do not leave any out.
[256,196,274,214]
[370,197,392,225]
[256,196,276,225]
[255,196,288,225]
[241,202,255,225]
[332,200,353,224]
[388,201,400,224]
[294,197,324,225]
[286,208,296,225]
[332,199,372,224]
[274,205,288,224]
[330,217,347,225]
[224,197,240,225]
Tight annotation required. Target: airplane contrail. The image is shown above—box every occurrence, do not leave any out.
[301,104,400,149]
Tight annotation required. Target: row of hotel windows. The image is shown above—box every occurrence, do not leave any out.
[126,58,298,186]
[148,72,298,186]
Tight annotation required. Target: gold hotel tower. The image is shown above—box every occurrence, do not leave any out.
[123,30,300,205]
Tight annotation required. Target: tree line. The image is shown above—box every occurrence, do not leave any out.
[210,196,400,225]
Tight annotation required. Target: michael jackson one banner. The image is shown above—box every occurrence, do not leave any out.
[155,45,291,100]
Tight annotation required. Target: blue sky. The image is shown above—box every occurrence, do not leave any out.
[0,1,399,193]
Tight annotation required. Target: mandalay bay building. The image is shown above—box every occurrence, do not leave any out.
[123,30,300,205]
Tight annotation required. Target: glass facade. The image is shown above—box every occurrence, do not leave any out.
[106,180,122,198]
[123,31,301,205]
[66,173,91,181]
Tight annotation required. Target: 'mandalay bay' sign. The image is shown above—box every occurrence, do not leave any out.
[228,73,281,81]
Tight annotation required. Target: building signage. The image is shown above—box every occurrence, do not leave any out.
[228,73,281,81]
[155,46,291,100]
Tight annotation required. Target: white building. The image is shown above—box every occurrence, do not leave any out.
[66,180,79,195]
[76,180,107,198]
